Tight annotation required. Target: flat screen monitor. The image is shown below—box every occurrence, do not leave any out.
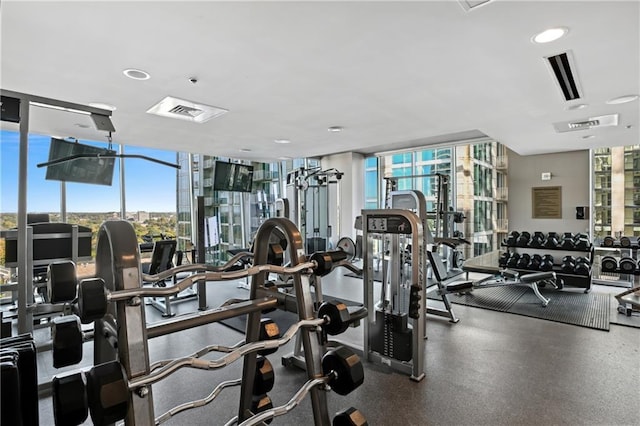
[213,161,253,192]
[45,138,116,186]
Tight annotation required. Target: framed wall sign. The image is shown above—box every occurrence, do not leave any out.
[532,186,562,219]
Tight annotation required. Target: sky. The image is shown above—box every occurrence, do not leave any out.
[1,129,177,213]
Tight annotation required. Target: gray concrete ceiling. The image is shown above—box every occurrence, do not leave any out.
[1,1,638,161]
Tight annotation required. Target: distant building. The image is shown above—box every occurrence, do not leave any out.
[125,211,150,222]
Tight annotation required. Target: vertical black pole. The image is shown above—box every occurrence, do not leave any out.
[196,196,208,310]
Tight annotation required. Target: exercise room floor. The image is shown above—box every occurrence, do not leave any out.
[34,270,639,426]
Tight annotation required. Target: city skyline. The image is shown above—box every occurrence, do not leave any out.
[1,130,177,213]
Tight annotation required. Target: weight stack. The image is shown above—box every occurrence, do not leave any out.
[1,333,38,425]
[370,310,412,362]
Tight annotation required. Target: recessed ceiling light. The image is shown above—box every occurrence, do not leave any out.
[328,126,344,132]
[626,125,633,129]
[274,139,291,144]
[278,156,292,160]
[239,148,251,152]
[566,103,588,111]
[606,95,639,105]
[123,68,151,80]
[532,27,568,44]
[582,135,595,139]
[74,123,90,128]
[88,102,117,111]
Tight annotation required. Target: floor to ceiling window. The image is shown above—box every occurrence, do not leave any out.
[364,140,508,259]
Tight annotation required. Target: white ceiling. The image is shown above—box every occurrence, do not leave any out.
[1,1,638,162]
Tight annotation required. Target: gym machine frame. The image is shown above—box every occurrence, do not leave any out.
[285,166,344,253]
[388,189,463,323]
[1,222,93,335]
[384,172,460,241]
[362,209,426,381]
[0,89,114,335]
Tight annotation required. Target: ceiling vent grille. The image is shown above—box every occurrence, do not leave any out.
[147,96,228,123]
[546,51,582,101]
[553,114,618,133]
[168,105,203,117]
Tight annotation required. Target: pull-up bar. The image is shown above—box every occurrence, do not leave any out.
[37,153,181,169]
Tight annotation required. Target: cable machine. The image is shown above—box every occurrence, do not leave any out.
[384,173,468,272]
[285,166,343,253]
[361,208,426,381]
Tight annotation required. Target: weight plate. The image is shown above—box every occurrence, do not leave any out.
[337,237,357,262]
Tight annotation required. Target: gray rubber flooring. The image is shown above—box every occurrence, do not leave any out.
[35,271,639,425]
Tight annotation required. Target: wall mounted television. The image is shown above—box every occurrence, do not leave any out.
[45,138,116,186]
[213,161,254,193]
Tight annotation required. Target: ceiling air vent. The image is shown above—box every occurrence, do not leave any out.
[147,96,228,123]
[546,51,582,101]
[553,114,618,133]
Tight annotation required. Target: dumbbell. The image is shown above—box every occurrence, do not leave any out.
[54,354,275,426]
[619,236,632,248]
[601,256,619,273]
[253,356,275,396]
[333,407,369,426]
[559,233,576,249]
[47,260,79,303]
[573,257,591,276]
[528,254,542,270]
[516,232,531,247]
[619,257,637,274]
[53,361,128,426]
[322,346,365,395]
[505,231,519,246]
[539,254,554,272]
[516,253,531,269]
[51,315,83,368]
[310,248,358,277]
[574,235,590,250]
[245,346,365,425]
[251,394,275,423]
[506,253,520,268]
[258,318,281,355]
[498,252,510,267]
[561,256,576,273]
[544,232,560,249]
[602,236,615,247]
[528,232,545,248]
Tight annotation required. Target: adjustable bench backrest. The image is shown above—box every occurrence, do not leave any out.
[427,250,449,283]
[148,240,177,275]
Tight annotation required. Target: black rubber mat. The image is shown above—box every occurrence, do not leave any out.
[507,289,610,331]
[427,286,528,312]
[428,286,611,331]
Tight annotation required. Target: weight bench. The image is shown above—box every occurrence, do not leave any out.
[427,251,558,307]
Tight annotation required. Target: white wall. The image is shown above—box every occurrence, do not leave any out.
[507,149,590,234]
[321,152,365,245]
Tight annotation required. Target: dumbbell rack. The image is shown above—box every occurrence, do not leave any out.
[594,240,640,288]
[501,232,593,293]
